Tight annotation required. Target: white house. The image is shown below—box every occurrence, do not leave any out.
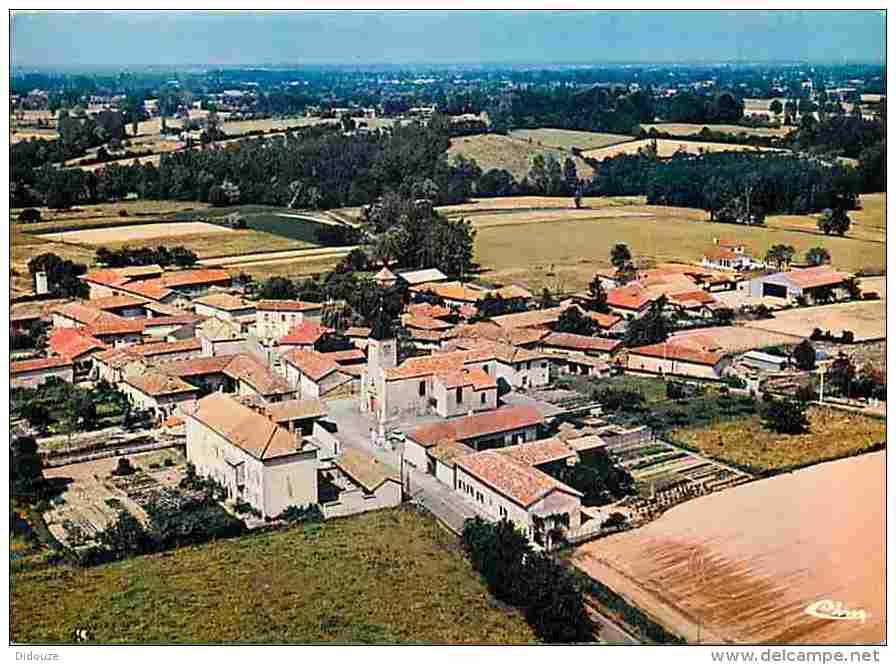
[322,448,402,519]
[255,300,324,339]
[193,293,256,322]
[185,392,320,518]
[121,370,200,420]
[455,450,582,550]
[701,239,757,271]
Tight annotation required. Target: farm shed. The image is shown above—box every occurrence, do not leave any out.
[747,266,854,303]
[738,350,790,372]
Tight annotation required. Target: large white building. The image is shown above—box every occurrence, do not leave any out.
[255,300,324,339]
[185,392,320,518]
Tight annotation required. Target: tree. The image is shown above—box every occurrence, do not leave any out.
[805,246,831,266]
[792,340,816,370]
[765,244,796,270]
[624,295,669,347]
[828,353,856,397]
[17,208,41,223]
[340,113,356,133]
[587,274,609,313]
[817,208,851,236]
[10,435,44,500]
[843,276,862,300]
[257,276,298,300]
[97,511,153,560]
[610,243,632,271]
[769,99,783,116]
[556,307,597,336]
[761,397,810,434]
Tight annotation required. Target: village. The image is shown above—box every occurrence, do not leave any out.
[10,232,884,558]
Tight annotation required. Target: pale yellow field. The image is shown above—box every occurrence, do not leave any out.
[583,138,782,161]
[438,195,645,217]
[508,128,634,150]
[744,300,885,342]
[447,134,594,181]
[641,123,792,138]
[35,221,232,244]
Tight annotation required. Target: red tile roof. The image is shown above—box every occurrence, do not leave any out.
[627,341,727,367]
[401,314,454,331]
[125,370,198,397]
[542,332,621,354]
[221,354,292,396]
[255,299,323,312]
[127,338,203,358]
[278,321,333,346]
[383,348,496,382]
[703,246,743,261]
[193,293,254,311]
[606,284,655,311]
[668,290,717,306]
[158,354,235,377]
[499,437,577,467]
[88,294,150,311]
[319,348,366,365]
[47,328,107,360]
[778,266,853,289]
[455,451,581,508]
[435,367,496,391]
[405,302,453,319]
[282,349,341,381]
[11,356,73,374]
[409,404,544,447]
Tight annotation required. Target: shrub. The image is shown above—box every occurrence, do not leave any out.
[841,330,855,344]
[761,397,810,434]
[278,504,323,524]
[96,511,154,561]
[234,501,262,518]
[601,512,627,529]
[163,458,174,467]
[118,209,128,217]
[111,457,136,477]
[17,208,41,223]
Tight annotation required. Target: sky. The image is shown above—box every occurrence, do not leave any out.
[10,10,887,68]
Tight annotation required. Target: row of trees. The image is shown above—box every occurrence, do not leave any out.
[95,244,198,269]
[461,517,594,643]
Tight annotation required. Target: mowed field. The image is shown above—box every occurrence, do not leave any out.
[570,451,885,644]
[35,221,233,244]
[583,138,782,161]
[11,508,536,644]
[447,134,594,181]
[470,195,885,293]
[640,123,792,138]
[508,128,634,150]
[744,300,885,342]
[671,407,885,473]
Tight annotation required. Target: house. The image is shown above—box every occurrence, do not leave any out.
[198,318,247,356]
[702,239,756,271]
[193,293,256,322]
[121,370,200,420]
[605,284,656,317]
[547,352,613,378]
[746,266,855,303]
[282,349,354,399]
[81,267,232,303]
[186,392,319,518]
[666,290,721,318]
[92,347,148,384]
[454,450,582,550]
[449,339,551,390]
[454,320,550,348]
[87,294,151,318]
[625,340,731,380]
[405,301,455,321]
[540,332,621,359]
[160,353,295,403]
[127,338,205,365]
[431,367,497,418]
[322,448,402,518]
[277,322,333,352]
[141,313,204,340]
[403,404,544,471]
[50,302,145,347]
[46,328,107,380]
[261,398,327,435]
[255,300,324,339]
[10,357,74,388]
[396,268,448,288]
[344,326,371,351]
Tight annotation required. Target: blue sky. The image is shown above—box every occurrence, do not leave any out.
[10,10,886,68]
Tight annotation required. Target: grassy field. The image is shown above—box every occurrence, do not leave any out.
[447,134,594,181]
[671,407,885,473]
[640,123,792,138]
[508,128,634,150]
[471,196,885,293]
[583,138,782,161]
[11,507,536,644]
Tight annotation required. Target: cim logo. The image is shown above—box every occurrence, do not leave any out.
[805,600,867,623]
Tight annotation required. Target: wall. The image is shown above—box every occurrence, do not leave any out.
[194,303,256,322]
[434,458,455,486]
[121,384,196,419]
[455,466,534,536]
[261,450,319,518]
[256,308,322,339]
[432,381,496,418]
[321,478,401,519]
[11,365,73,389]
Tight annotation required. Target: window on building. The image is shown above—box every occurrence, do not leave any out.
[480,392,486,404]
[482,364,488,374]
[499,506,507,518]
[419,381,426,396]
[456,387,462,403]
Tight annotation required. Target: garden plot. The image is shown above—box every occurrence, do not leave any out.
[605,438,753,524]
[42,451,187,549]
